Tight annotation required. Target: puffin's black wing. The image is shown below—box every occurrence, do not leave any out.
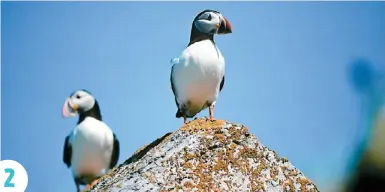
[170,64,179,106]
[109,133,120,169]
[219,75,225,92]
[170,62,184,118]
[63,135,72,168]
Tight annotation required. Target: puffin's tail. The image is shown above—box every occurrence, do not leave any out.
[175,109,196,118]
[176,105,206,118]
[175,109,183,118]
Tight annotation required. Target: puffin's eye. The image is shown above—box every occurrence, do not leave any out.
[76,94,81,99]
[207,14,212,21]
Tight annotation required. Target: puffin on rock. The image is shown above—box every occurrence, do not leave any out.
[170,9,232,124]
[61,89,120,192]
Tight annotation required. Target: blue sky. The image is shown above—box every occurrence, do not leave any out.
[1,2,384,192]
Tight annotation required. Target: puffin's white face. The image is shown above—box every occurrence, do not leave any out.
[194,10,232,35]
[62,90,96,117]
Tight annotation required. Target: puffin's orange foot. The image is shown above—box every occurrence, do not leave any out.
[90,179,99,188]
[209,106,215,121]
[85,179,99,191]
[183,115,189,124]
[84,184,91,191]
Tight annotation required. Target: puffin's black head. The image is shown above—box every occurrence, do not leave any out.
[62,89,102,122]
[189,9,232,45]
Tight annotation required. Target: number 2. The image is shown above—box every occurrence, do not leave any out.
[4,168,15,187]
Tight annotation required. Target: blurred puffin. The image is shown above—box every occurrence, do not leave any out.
[170,9,232,124]
[343,59,385,192]
[61,89,120,192]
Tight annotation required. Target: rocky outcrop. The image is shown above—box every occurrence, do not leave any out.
[87,118,319,192]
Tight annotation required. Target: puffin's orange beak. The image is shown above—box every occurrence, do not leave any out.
[217,16,232,34]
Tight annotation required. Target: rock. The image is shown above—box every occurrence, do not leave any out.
[86,118,319,192]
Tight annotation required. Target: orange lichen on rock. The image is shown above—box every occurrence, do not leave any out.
[180,118,226,131]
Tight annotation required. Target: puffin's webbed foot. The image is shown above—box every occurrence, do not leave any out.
[85,179,99,191]
[183,115,189,124]
[209,105,215,121]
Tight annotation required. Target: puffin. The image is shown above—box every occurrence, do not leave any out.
[61,89,120,192]
[170,9,232,124]
[343,60,385,192]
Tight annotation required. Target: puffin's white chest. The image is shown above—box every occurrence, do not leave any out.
[69,117,114,178]
[173,40,225,105]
